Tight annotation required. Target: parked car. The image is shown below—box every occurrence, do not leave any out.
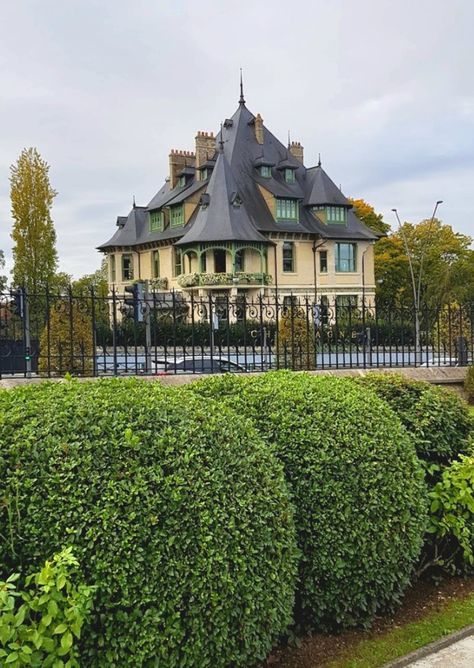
[152,356,248,374]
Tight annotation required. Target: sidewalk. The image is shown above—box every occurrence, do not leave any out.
[386,626,474,667]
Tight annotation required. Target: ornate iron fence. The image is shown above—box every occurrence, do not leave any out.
[0,288,472,377]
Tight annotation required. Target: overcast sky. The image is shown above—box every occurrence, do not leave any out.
[1,0,473,279]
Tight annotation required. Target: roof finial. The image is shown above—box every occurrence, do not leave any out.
[239,68,245,105]
[318,153,321,167]
[288,130,291,148]
[133,195,136,208]
[219,122,225,151]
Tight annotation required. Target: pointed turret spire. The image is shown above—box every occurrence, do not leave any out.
[287,130,291,149]
[239,68,245,105]
[318,153,322,167]
[133,195,136,208]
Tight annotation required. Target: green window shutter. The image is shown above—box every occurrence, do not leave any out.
[170,205,184,228]
[149,211,164,232]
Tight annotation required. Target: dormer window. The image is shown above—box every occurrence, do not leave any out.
[327,206,347,224]
[284,168,296,184]
[170,204,184,228]
[149,210,164,232]
[178,175,186,188]
[312,206,347,225]
[260,165,272,178]
[200,168,208,181]
[230,192,242,208]
[276,198,299,221]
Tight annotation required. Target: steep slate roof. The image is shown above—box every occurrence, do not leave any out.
[99,96,378,250]
[305,165,351,207]
[176,150,267,246]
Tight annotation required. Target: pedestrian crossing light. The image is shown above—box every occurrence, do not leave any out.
[123,282,145,322]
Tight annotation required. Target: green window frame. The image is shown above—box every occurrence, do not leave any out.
[200,168,208,181]
[284,168,296,183]
[152,250,160,278]
[149,210,164,232]
[319,250,328,273]
[173,248,182,276]
[276,198,298,221]
[200,252,207,272]
[109,255,116,282]
[178,175,186,188]
[327,206,347,224]
[121,254,133,281]
[260,165,271,178]
[170,205,184,228]
[335,243,357,272]
[282,241,295,272]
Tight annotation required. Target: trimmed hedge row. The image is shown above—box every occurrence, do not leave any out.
[184,372,428,630]
[356,373,473,466]
[0,379,298,667]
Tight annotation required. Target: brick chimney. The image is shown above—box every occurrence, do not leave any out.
[289,141,304,163]
[195,131,215,168]
[254,113,264,145]
[169,150,195,189]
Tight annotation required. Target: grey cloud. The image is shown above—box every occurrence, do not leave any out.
[0,0,473,279]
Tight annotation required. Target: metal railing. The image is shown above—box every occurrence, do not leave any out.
[0,288,472,377]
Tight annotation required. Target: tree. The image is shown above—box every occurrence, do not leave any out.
[38,296,94,375]
[375,219,473,310]
[277,306,315,370]
[349,198,391,236]
[0,250,7,292]
[10,147,58,292]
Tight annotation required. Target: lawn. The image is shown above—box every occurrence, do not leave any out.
[272,575,474,668]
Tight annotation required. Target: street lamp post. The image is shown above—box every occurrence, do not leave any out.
[391,201,443,365]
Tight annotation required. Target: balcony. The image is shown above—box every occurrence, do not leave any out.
[177,272,272,289]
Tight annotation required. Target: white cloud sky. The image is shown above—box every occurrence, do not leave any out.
[1,0,473,278]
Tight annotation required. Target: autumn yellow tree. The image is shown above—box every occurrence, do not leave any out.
[277,306,315,370]
[10,147,58,292]
[39,298,94,375]
[349,198,390,236]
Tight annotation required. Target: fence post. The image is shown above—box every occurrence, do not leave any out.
[90,285,97,377]
[23,286,32,378]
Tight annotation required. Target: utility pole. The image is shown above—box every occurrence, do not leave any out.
[392,201,443,365]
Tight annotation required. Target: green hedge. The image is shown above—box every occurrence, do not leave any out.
[465,366,474,403]
[356,373,473,466]
[185,372,427,630]
[0,379,298,667]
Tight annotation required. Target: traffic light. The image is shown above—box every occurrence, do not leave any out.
[10,289,24,318]
[123,282,145,322]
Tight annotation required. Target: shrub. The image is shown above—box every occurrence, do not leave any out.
[465,365,474,403]
[421,455,474,575]
[356,373,473,466]
[185,371,427,630]
[0,379,298,667]
[0,547,95,667]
